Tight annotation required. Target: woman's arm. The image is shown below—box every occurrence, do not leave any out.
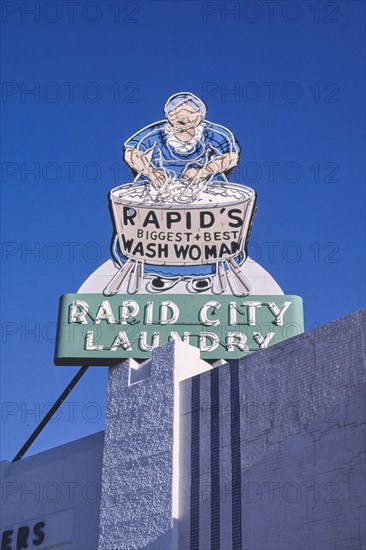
[124,147,167,188]
[184,151,239,183]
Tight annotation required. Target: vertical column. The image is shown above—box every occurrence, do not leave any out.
[178,377,193,549]
[199,371,211,550]
[210,368,220,550]
[190,375,201,550]
[230,360,242,550]
[98,341,211,550]
[219,364,233,549]
[98,343,176,550]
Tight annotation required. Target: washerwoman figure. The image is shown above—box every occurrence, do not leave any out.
[112,92,242,292]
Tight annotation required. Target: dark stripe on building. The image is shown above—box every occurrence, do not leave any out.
[230,360,242,550]
[211,367,220,549]
[190,376,200,550]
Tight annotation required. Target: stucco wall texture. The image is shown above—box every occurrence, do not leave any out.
[98,344,178,550]
[180,308,366,550]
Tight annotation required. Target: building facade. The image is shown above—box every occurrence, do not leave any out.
[1,309,365,549]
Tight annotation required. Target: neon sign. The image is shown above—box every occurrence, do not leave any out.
[55,92,303,365]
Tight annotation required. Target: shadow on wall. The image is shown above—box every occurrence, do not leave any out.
[142,520,178,550]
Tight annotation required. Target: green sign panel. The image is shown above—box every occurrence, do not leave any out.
[54,293,304,365]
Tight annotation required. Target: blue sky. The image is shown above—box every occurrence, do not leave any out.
[1,0,365,460]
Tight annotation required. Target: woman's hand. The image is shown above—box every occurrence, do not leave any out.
[124,147,168,188]
[150,168,168,189]
[183,167,204,184]
[183,167,199,183]
[184,152,240,185]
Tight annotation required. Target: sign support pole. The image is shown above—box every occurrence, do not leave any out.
[12,366,89,463]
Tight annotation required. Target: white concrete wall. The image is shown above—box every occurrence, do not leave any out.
[1,432,104,550]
